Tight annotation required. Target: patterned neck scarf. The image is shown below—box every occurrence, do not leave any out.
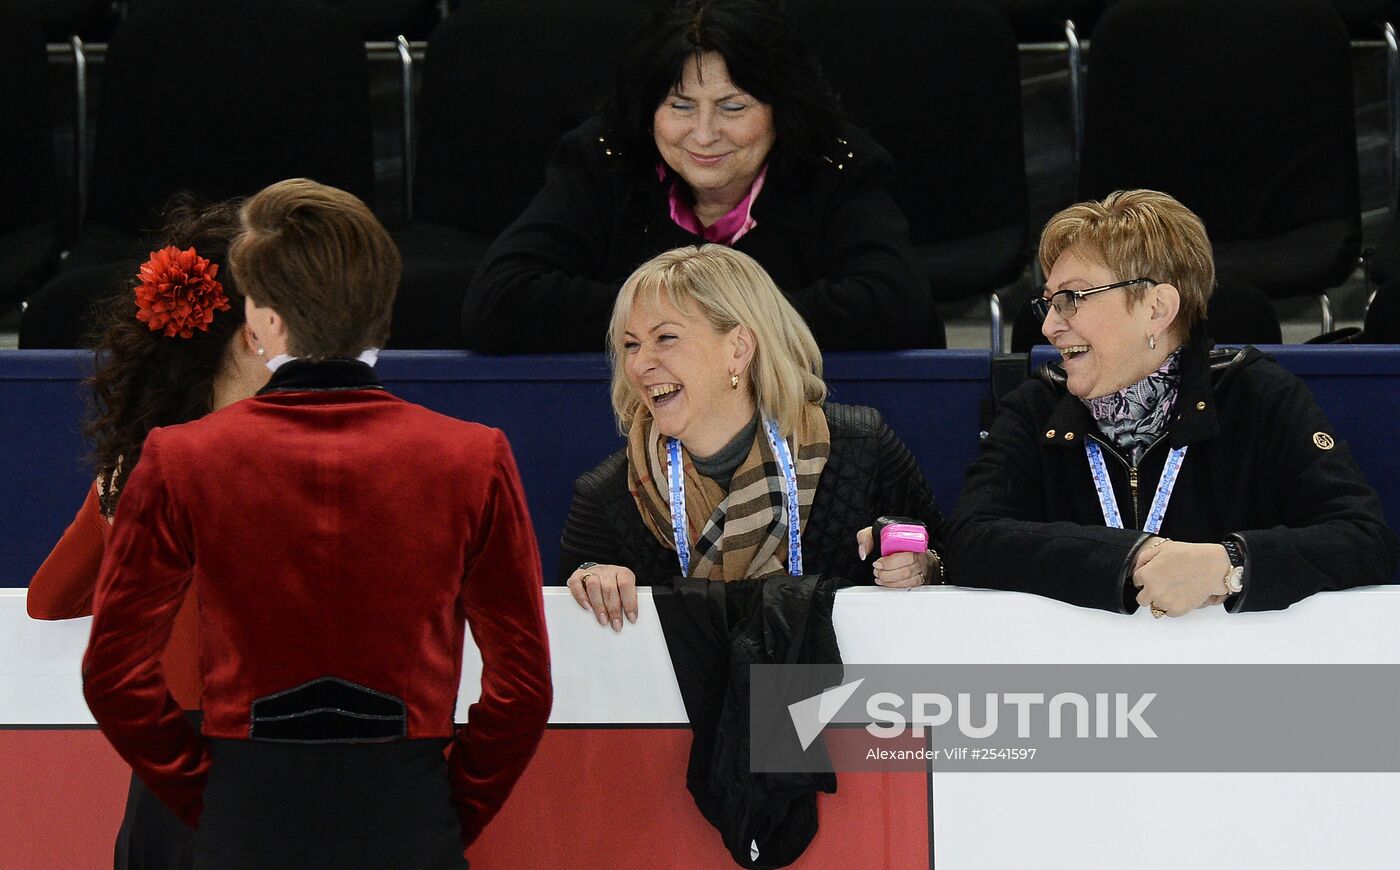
[1083,347,1183,465]
[626,404,830,581]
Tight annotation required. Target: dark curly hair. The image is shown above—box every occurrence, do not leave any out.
[84,194,247,515]
[602,0,843,182]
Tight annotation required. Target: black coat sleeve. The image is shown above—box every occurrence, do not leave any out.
[557,468,626,585]
[871,415,944,550]
[785,138,933,351]
[462,126,622,353]
[1231,368,1399,612]
[944,384,1147,613]
[812,405,941,585]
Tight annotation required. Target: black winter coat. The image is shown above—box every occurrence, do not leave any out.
[463,116,937,353]
[558,403,943,586]
[946,333,1398,613]
[653,573,840,869]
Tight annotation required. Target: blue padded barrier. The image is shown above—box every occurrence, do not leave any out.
[1,352,94,588]
[5,347,1394,586]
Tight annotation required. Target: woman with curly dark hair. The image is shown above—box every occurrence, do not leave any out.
[27,195,268,870]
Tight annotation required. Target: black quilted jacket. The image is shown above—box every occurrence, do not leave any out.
[558,403,943,586]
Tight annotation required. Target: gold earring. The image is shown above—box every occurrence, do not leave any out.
[729,371,739,389]
[1148,334,1157,351]
[256,346,266,357]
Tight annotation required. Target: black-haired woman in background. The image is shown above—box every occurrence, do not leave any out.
[462,0,940,352]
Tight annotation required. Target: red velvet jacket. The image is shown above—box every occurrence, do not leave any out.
[82,360,553,848]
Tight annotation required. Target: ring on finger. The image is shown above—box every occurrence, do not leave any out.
[1151,605,1166,619]
[579,572,598,584]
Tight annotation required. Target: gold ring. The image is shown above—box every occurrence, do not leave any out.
[579,571,598,584]
[1151,606,1166,619]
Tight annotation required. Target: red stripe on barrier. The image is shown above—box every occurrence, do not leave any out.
[0,728,928,868]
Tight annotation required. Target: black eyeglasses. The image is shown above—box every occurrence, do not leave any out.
[1031,278,1158,321]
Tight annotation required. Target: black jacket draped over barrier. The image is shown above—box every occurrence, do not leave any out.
[653,574,841,869]
[558,403,943,586]
[947,329,1399,613]
[463,117,938,353]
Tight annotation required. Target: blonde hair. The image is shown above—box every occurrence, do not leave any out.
[1039,189,1214,340]
[607,245,826,438]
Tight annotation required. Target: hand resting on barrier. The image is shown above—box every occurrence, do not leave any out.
[1132,538,1230,617]
[567,564,638,632]
[565,527,945,630]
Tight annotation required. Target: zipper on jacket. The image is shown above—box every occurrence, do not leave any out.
[1088,433,1168,530]
[1128,466,1140,529]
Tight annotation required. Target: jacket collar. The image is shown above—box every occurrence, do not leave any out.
[637,169,815,236]
[1163,328,1225,448]
[257,358,383,396]
[1037,324,1223,450]
[749,180,811,232]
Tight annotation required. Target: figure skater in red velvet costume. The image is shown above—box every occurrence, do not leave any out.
[82,179,553,869]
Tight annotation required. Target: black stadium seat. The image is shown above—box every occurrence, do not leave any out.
[389,0,648,348]
[127,0,443,39]
[1079,0,1361,331]
[796,0,1028,351]
[1317,0,1398,35]
[3,0,118,41]
[1101,0,1398,37]
[984,0,1105,40]
[0,7,59,308]
[1364,277,1400,341]
[317,0,441,39]
[19,0,376,348]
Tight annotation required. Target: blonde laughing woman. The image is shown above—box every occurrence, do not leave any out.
[560,244,944,629]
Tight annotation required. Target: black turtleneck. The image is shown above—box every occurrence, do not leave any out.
[689,414,760,491]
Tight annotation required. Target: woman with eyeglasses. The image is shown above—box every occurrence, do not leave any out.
[945,189,1396,617]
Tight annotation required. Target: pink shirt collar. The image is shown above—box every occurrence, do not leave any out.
[659,164,769,246]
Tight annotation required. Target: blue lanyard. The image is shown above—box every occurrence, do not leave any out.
[666,436,692,575]
[763,417,805,576]
[665,416,803,576]
[1084,441,1187,534]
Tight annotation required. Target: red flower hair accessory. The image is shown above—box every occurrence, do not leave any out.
[134,245,231,338]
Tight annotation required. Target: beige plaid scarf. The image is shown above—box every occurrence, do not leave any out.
[626,405,830,581]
